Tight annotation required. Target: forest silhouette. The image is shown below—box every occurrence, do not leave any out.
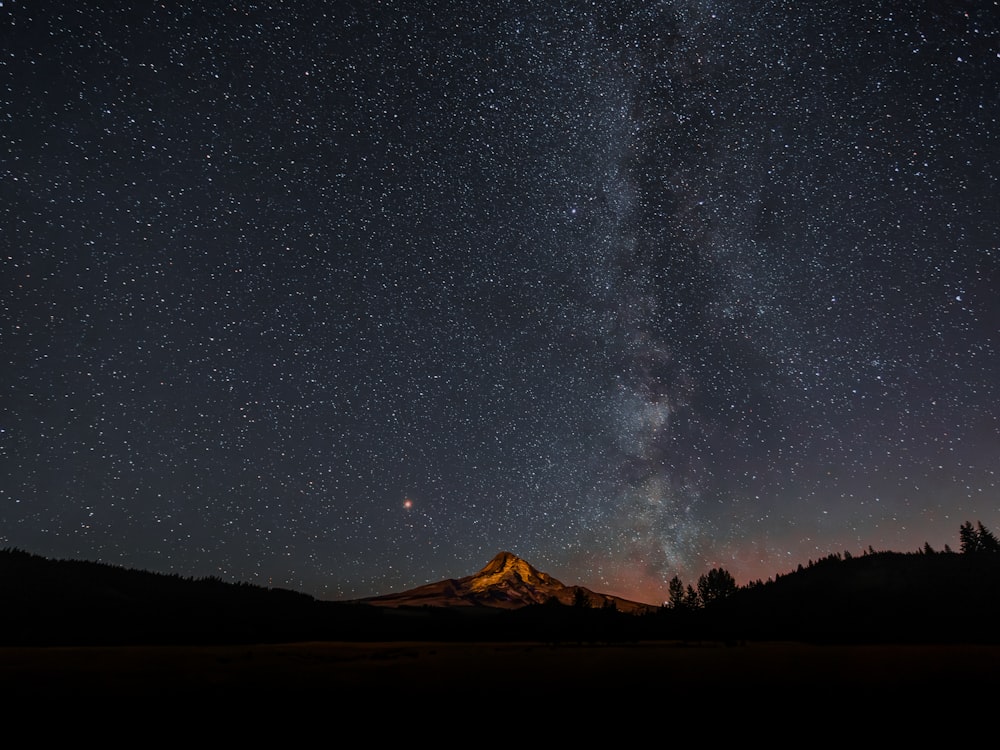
[3,521,999,647]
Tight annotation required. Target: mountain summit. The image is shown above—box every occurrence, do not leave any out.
[467,551,562,593]
[358,552,653,613]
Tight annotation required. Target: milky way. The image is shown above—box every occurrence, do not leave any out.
[3,1,998,604]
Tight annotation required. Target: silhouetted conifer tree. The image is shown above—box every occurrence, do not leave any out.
[976,522,1000,552]
[668,576,686,609]
[697,568,738,605]
[959,521,999,553]
[960,522,978,553]
[684,584,700,609]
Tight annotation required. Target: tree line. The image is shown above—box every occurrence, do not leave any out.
[958,520,1000,554]
[664,519,999,609]
[666,567,738,610]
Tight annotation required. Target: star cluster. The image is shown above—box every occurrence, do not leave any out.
[3,1,998,604]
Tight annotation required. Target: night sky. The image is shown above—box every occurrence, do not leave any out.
[4,1,998,605]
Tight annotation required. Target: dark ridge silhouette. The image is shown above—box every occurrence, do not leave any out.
[686,549,1000,645]
[0,547,322,646]
[3,521,1000,646]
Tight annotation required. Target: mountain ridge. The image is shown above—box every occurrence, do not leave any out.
[356,551,655,613]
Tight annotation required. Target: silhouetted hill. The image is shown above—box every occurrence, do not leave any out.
[678,550,1000,644]
[0,548,333,645]
[0,548,461,646]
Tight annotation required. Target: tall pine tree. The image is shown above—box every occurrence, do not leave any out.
[976,522,1000,553]
[959,521,1000,553]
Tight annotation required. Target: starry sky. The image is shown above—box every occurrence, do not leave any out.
[3,1,999,605]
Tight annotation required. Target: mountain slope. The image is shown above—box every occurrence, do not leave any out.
[705,549,1000,643]
[359,551,654,613]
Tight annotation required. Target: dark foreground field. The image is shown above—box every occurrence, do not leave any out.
[4,640,998,712]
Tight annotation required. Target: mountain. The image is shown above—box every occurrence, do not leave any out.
[358,551,654,614]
